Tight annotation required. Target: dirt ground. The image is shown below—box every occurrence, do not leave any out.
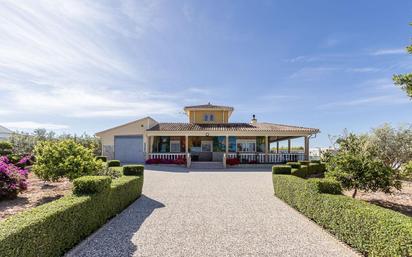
[0,172,72,221]
[344,181,412,217]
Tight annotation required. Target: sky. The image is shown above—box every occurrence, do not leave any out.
[0,0,411,147]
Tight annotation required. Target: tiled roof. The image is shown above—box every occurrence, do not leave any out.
[147,122,319,133]
[184,103,234,111]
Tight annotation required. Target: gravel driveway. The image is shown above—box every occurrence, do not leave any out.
[67,169,359,257]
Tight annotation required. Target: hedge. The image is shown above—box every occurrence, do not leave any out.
[273,174,412,257]
[307,178,342,194]
[286,162,301,169]
[0,175,144,257]
[123,165,144,176]
[107,160,121,167]
[73,176,112,195]
[96,156,107,162]
[272,165,292,174]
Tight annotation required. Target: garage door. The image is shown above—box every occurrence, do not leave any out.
[114,135,144,164]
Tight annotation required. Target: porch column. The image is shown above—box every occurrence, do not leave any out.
[287,139,291,153]
[185,135,189,153]
[265,135,268,163]
[225,135,229,153]
[276,141,279,153]
[304,136,310,160]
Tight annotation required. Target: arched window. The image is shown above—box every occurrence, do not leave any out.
[209,114,214,121]
[204,114,209,121]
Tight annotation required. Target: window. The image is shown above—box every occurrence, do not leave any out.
[201,141,213,152]
[203,113,214,122]
[236,139,256,152]
[170,140,181,153]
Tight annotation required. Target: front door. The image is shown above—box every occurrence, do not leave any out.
[200,140,213,161]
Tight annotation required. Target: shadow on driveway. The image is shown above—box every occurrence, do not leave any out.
[66,195,165,257]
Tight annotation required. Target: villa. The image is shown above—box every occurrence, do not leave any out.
[96,103,319,167]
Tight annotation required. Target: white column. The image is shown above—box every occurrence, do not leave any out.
[265,135,268,163]
[185,135,189,153]
[304,136,310,160]
[225,135,229,153]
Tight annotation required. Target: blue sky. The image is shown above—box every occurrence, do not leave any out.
[0,0,411,147]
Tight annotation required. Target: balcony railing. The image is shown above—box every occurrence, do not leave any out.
[146,152,187,160]
[225,152,305,163]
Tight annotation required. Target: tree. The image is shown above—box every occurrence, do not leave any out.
[369,123,412,174]
[326,133,401,198]
[393,23,412,98]
[32,139,104,181]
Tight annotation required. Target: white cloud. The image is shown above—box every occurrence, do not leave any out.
[2,121,69,130]
[318,95,409,109]
[371,48,406,56]
[0,0,184,119]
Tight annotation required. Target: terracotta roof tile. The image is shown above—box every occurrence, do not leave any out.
[184,103,234,110]
[147,122,319,133]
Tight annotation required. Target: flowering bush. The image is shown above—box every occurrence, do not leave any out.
[0,156,28,199]
[32,140,104,181]
[226,158,240,166]
[145,158,186,165]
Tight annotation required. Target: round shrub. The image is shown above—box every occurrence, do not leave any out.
[0,156,28,199]
[107,160,121,167]
[123,165,144,176]
[96,156,107,162]
[286,162,301,169]
[72,176,112,195]
[272,165,292,174]
[32,139,104,181]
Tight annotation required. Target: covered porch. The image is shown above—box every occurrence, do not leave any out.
[144,134,311,166]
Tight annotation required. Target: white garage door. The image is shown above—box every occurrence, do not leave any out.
[114,135,144,164]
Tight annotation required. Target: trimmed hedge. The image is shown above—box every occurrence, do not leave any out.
[123,165,144,176]
[291,165,308,178]
[298,160,311,166]
[272,165,292,174]
[0,175,144,257]
[286,162,301,169]
[107,160,121,167]
[307,178,342,194]
[273,175,412,257]
[73,176,112,195]
[96,156,107,162]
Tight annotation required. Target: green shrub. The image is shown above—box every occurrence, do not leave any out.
[310,160,321,164]
[291,165,308,178]
[286,162,301,169]
[0,175,143,257]
[73,176,112,195]
[32,140,104,181]
[273,174,412,257]
[96,156,107,162]
[107,160,121,167]
[0,141,13,156]
[298,160,311,166]
[97,166,123,179]
[307,178,342,194]
[272,165,291,174]
[123,165,144,176]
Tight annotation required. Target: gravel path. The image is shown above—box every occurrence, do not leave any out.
[67,169,359,257]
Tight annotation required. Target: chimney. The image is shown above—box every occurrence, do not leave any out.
[250,114,257,124]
